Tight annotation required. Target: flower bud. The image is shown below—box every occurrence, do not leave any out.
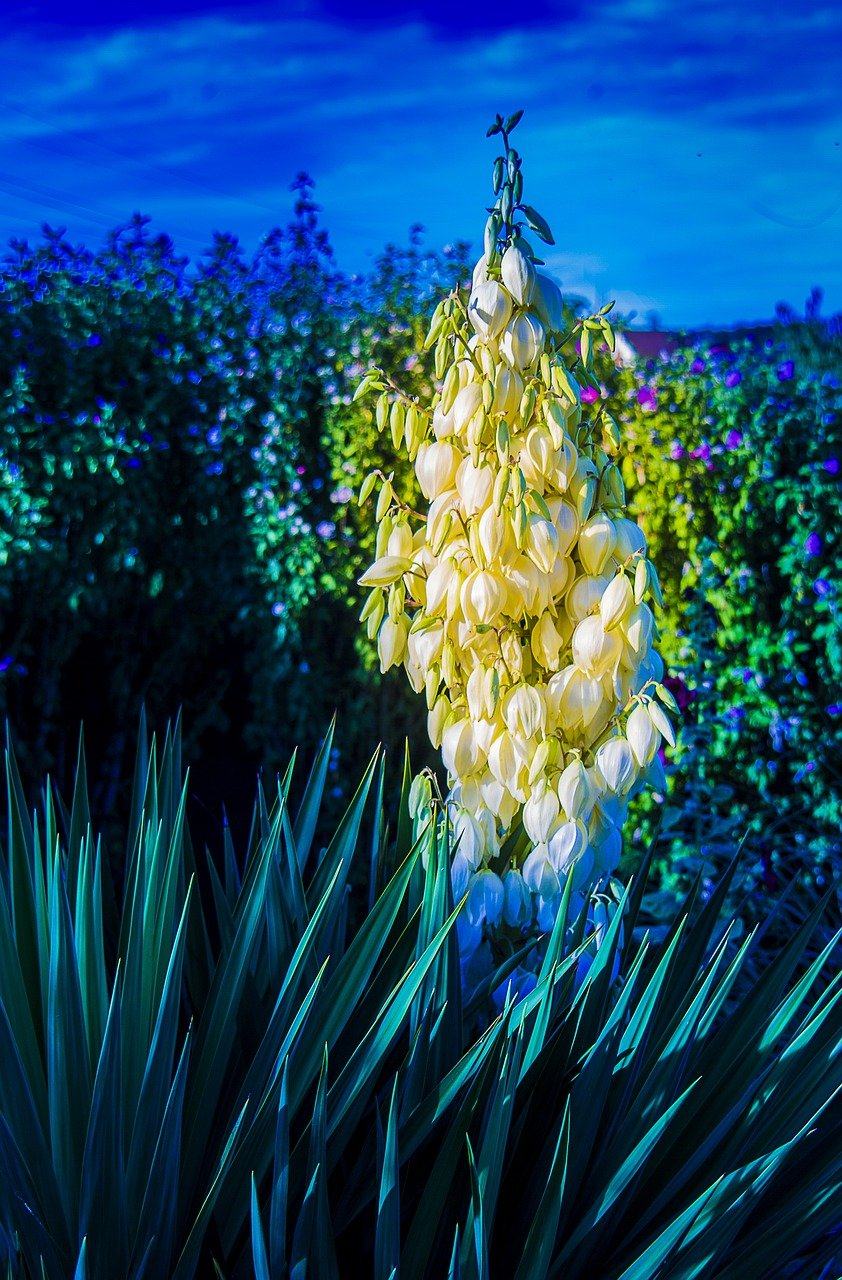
[533,271,564,333]
[467,869,505,927]
[523,783,560,843]
[557,758,594,820]
[492,363,523,416]
[547,818,588,872]
[525,514,559,574]
[503,684,546,739]
[461,569,506,625]
[623,602,655,656]
[531,611,564,669]
[359,554,410,588]
[595,736,636,793]
[502,868,532,927]
[407,620,444,675]
[378,614,408,672]
[572,615,622,677]
[452,383,483,437]
[442,717,480,778]
[457,458,494,515]
[387,520,414,559]
[468,280,512,340]
[415,441,461,500]
[613,516,647,561]
[521,846,560,898]
[501,244,536,306]
[627,702,659,766]
[501,312,545,370]
[578,513,617,575]
[428,694,451,748]
[478,505,506,562]
[600,572,634,631]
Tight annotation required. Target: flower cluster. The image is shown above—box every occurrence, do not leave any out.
[355,113,674,953]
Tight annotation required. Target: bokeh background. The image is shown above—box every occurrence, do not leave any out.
[1,0,840,920]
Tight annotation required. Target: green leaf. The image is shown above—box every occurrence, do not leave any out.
[520,204,555,244]
[374,1078,400,1280]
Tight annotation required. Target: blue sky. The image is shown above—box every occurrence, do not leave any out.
[1,0,840,326]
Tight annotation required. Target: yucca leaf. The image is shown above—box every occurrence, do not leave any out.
[126,883,193,1216]
[612,1179,722,1280]
[79,973,127,1277]
[0,1115,67,1278]
[402,1027,504,1280]
[131,1032,191,1279]
[171,1099,249,1280]
[47,850,91,1231]
[74,832,108,1066]
[308,751,378,910]
[292,716,336,873]
[251,1174,270,1280]
[324,896,464,1144]
[181,816,278,1202]
[513,1101,571,1280]
[0,997,68,1255]
[289,835,425,1127]
[462,1137,488,1280]
[369,753,387,913]
[67,731,91,914]
[374,1077,400,1280]
[4,737,41,1041]
[0,872,47,1124]
[73,1238,88,1280]
[269,1059,290,1280]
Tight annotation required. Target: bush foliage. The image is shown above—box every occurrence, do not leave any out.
[618,312,841,902]
[0,181,335,807]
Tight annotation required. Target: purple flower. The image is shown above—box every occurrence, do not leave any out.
[669,441,685,461]
[804,532,822,557]
[316,520,335,539]
[637,386,658,412]
[690,357,705,374]
[87,333,102,347]
[776,360,794,381]
[813,578,833,599]
[824,458,839,476]
[0,655,13,673]
[271,602,286,617]
[581,385,600,404]
[828,704,841,716]
[690,443,711,462]
[724,429,743,450]
[725,370,742,388]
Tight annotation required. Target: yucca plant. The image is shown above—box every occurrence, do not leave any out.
[0,715,468,1278]
[1,720,840,1279]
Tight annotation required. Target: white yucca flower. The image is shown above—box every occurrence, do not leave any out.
[355,111,674,960]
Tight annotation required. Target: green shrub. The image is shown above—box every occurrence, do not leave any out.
[1,724,840,1278]
[619,314,841,901]
[0,181,336,802]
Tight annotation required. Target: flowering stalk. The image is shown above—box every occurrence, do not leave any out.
[355,111,675,958]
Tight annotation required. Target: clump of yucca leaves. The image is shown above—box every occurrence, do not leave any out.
[0,718,840,1279]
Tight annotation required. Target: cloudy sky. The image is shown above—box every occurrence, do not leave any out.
[1,0,840,325]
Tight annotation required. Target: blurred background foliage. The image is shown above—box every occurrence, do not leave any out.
[0,180,839,910]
